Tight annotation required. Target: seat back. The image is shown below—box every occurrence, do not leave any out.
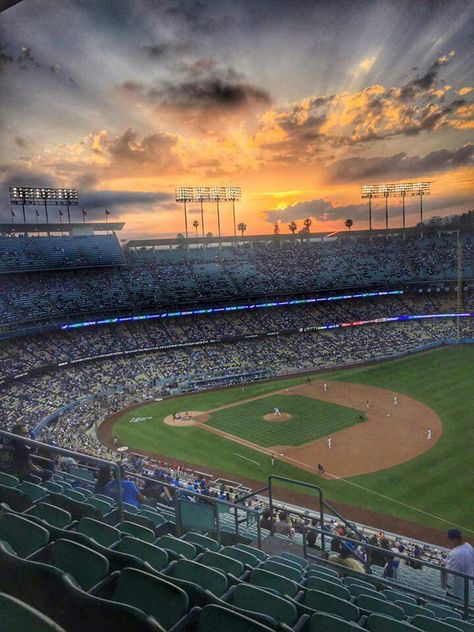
[425,603,463,620]
[262,559,302,582]
[17,481,47,502]
[250,567,298,597]
[411,616,466,632]
[367,613,421,631]
[156,535,197,559]
[62,488,86,502]
[394,601,435,618]
[27,503,72,529]
[0,512,49,557]
[86,497,111,515]
[201,550,244,577]
[112,568,188,630]
[221,545,260,567]
[49,538,109,590]
[304,576,350,600]
[183,531,220,552]
[116,520,155,542]
[138,510,166,527]
[271,555,303,572]
[230,583,297,625]
[0,483,32,511]
[0,472,19,487]
[235,544,267,562]
[278,551,307,569]
[44,481,64,494]
[77,518,121,548]
[173,559,228,596]
[349,583,381,599]
[0,591,66,631]
[306,589,359,622]
[384,590,417,604]
[195,604,274,632]
[115,537,168,572]
[307,563,339,579]
[308,611,364,631]
[357,594,404,620]
[445,618,474,631]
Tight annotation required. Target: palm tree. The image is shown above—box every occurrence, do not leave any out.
[274,222,280,235]
[288,221,297,234]
[238,222,247,237]
[345,218,353,230]
[303,217,312,232]
[192,219,199,237]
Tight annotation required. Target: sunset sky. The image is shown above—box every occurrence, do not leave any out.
[0,0,473,238]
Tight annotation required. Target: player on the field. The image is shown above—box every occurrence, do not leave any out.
[327,436,332,449]
[427,427,432,440]
[273,407,281,416]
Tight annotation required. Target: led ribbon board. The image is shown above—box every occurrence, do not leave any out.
[60,290,404,330]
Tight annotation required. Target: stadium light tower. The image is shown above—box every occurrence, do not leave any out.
[9,187,79,225]
[176,186,242,242]
[361,182,431,233]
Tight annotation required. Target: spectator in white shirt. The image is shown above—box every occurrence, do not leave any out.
[445,529,474,602]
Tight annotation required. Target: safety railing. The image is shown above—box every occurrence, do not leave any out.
[302,526,474,620]
[0,429,125,521]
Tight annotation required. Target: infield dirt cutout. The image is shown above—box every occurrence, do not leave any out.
[102,380,442,479]
[159,380,442,478]
[263,412,293,422]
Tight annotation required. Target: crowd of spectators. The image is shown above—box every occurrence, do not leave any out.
[1,291,472,381]
[0,231,472,326]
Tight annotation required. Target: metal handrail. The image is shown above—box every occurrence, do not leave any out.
[0,430,124,521]
[304,526,474,619]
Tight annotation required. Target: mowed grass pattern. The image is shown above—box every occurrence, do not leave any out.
[114,345,474,531]
[206,395,364,446]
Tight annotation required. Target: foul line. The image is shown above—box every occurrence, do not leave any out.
[268,449,474,535]
[234,453,260,466]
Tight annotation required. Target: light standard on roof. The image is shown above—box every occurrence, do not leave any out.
[362,182,431,235]
[175,186,242,245]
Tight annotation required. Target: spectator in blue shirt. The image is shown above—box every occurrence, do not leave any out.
[105,468,146,507]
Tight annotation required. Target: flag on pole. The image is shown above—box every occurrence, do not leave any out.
[59,210,64,216]
[11,209,15,218]
[35,209,40,216]
[105,209,110,216]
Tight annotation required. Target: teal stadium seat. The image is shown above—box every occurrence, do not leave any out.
[0,591,67,632]
[0,512,49,557]
[92,567,189,630]
[114,536,169,572]
[25,503,72,529]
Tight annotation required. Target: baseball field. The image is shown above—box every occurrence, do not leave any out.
[100,345,474,536]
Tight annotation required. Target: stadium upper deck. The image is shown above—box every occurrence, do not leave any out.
[0,230,472,332]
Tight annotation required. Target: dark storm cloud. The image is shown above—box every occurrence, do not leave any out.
[105,128,182,172]
[326,143,474,182]
[153,77,271,110]
[81,190,174,212]
[394,51,456,102]
[266,193,474,227]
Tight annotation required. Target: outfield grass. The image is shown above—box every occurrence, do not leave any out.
[206,394,364,446]
[113,345,474,532]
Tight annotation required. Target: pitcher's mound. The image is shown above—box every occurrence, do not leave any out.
[263,412,293,422]
[164,411,202,427]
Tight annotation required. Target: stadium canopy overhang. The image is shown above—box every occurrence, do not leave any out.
[0,222,125,236]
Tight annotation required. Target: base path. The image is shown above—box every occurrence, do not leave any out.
[183,380,442,478]
[272,381,441,477]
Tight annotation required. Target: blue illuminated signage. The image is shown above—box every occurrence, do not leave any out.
[60,290,405,331]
